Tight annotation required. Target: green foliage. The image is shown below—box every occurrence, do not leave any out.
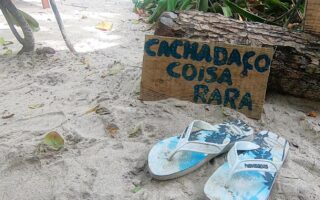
[225,0,270,23]
[133,0,200,22]
[19,9,40,32]
[5,9,40,32]
[0,37,5,46]
[0,37,14,56]
[199,0,209,12]
[133,0,305,28]
[222,5,232,17]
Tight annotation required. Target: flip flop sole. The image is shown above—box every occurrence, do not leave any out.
[148,149,216,180]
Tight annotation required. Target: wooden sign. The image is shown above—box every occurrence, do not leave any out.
[305,0,320,36]
[141,35,274,119]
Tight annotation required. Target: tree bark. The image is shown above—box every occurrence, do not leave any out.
[155,11,320,101]
[0,0,35,53]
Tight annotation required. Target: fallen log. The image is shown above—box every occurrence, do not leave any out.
[154,11,320,101]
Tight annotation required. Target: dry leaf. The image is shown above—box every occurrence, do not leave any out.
[29,103,44,109]
[2,113,14,119]
[85,105,100,114]
[128,123,143,138]
[135,8,145,16]
[307,111,317,117]
[85,105,111,115]
[43,131,64,150]
[132,19,140,24]
[107,62,124,76]
[222,107,232,116]
[80,57,90,67]
[96,21,113,31]
[106,123,119,138]
[96,107,111,115]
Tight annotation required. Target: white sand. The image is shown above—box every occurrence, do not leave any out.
[0,0,319,199]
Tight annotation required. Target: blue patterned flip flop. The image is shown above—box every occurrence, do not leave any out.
[148,119,254,180]
[204,131,289,200]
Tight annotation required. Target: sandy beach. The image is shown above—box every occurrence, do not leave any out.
[0,0,319,199]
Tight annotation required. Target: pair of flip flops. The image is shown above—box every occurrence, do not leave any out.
[148,119,289,200]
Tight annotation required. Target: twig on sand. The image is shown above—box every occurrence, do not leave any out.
[49,0,78,55]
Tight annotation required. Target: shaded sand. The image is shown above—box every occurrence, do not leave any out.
[0,0,319,199]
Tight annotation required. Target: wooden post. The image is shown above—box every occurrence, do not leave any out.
[41,0,50,9]
[304,0,320,36]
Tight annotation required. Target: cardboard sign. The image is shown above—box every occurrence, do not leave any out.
[305,0,320,36]
[141,35,274,119]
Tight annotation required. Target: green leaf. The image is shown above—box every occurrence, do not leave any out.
[222,6,232,17]
[210,2,223,14]
[136,0,154,9]
[235,0,247,8]
[224,0,276,25]
[167,0,177,11]
[133,0,144,8]
[199,0,209,12]
[145,2,156,10]
[131,186,142,193]
[43,131,65,150]
[3,49,12,56]
[185,4,194,10]
[148,0,167,23]
[179,0,192,10]
[0,38,13,46]
[5,9,40,32]
[19,9,40,32]
[265,0,289,12]
[0,37,5,46]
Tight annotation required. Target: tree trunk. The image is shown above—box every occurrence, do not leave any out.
[155,11,320,101]
[0,0,35,53]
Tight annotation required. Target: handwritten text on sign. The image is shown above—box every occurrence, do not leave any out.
[140,35,274,119]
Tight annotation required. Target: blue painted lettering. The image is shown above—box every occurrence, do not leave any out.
[158,41,171,57]
[227,49,242,66]
[239,92,253,111]
[217,68,233,86]
[205,66,218,83]
[255,54,271,73]
[182,64,197,81]
[224,88,240,109]
[194,85,209,103]
[214,47,228,66]
[166,62,181,78]
[242,51,256,76]
[208,89,222,104]
[183,42,198,60]
[144,39,159,56]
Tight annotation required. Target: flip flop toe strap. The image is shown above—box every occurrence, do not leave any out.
[167,120,243,160]
[227,141,281,179]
